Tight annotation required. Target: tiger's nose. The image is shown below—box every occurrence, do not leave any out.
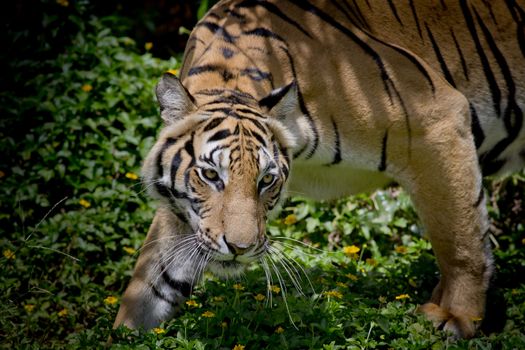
[223,236,254,255]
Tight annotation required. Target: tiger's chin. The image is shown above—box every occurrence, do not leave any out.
[207,259,250,278]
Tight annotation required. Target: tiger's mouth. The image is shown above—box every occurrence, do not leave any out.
[207,245,268,278]
[207,258,247,278]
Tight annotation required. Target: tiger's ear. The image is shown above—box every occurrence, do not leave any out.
[260,82,303,150]
[259,81,300,119]
[156,73,197,124]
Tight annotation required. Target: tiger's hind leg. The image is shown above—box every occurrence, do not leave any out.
[398,102,493,338]
[113,208,202,331]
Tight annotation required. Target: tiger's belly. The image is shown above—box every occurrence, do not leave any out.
[288,163,392,200]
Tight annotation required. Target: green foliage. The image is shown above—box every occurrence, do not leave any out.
[1,4,524,350]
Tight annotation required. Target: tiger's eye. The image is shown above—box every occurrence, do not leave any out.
[262,174,274,184]
[203,169,219,181]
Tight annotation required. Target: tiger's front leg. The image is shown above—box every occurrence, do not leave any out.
[113,208,200,330]
[398,107,493,338]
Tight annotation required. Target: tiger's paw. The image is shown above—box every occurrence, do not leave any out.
[417,302,481,339]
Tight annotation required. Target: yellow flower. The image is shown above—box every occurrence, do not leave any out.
[221,321,228,328]
[366,258,377,266]
[395,294,410,300]
[395,245,408,254]
[3,249,15,260]
[104,296,118,305]
[323,290,343,299]
[254,294,265,301]
[57,308,68,317]
[270,285,281,293]
[185,299,199,307]
[79,199,91,208]
[81,84,93,92]
[233,345,245,350]
[275,326,284,334]
[56,0,69,7]
[336,282,347,288]
[343,245,360,255]
[233,283,245,291]
[24,304,35,313]
[345,273,358,281]
[153,327,165,334]
[0,170,5,178]
[125,172,139,180]
[283,214,297,225]
[145,42,153,50]
[202,311,215,318]
[123,246,136,255]
[167,69,179,76]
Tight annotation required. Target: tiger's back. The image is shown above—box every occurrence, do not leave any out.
[114,0,524,340]
[182,0,524,182]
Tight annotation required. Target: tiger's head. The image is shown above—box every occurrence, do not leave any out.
[143,73,304,277]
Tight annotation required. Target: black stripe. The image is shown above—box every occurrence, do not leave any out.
[460,0,501,116]
[157,137,177,178]
[188,64,221,76]
[151,284,178,307]
[484,1,498,25]
[206,107,234,116]
[247,118,267,135]
[208,129,232,142]
[293,143,309,159]
[236,107,264,118]
[161,268,192,298]
[505,0,525,58]
[330,118,342,165]
[196,21,237,43]
[184,138,195,164]
[426,23,456,87]
[474,6,523,171]
[236,0,313,38]
[170,150,182,185]
[409,0,423,39]
[207,12,221,20]
[203,117,226,131]
[387,0,403,26]
[248,130,267,148]
[196,91,257,106]
[338,0,370,32]
[350,0,371,31]
[243,27,285,41]
[378,129,389,172]
[470,104,485,149]
[451,29,469,81]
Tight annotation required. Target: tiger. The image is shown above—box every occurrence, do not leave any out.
[113,0,525,339]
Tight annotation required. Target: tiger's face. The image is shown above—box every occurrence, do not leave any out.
[143,74,299,277]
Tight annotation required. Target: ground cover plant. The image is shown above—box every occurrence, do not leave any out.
[1,2,524,349]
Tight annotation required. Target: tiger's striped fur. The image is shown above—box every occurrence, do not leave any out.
[114,0,524,338]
